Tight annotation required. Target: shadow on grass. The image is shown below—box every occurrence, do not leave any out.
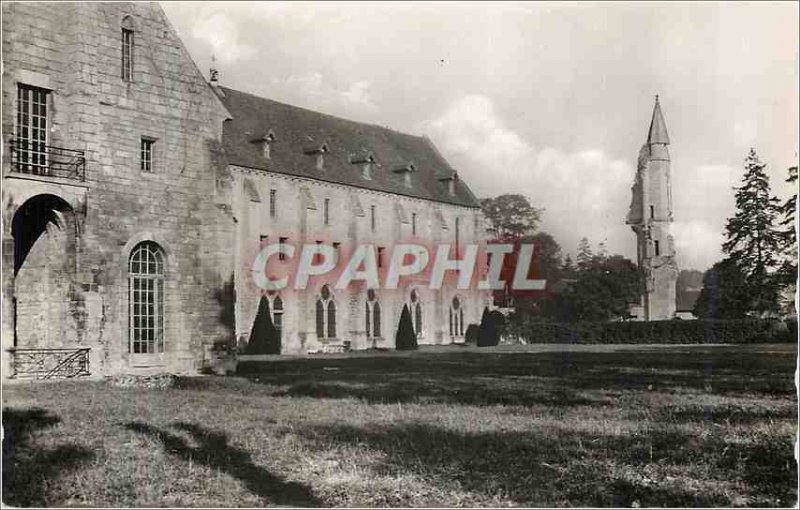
[294,421,795,507]
[125,421,320,507]
[236,349,796,407]
[2,407,95,507]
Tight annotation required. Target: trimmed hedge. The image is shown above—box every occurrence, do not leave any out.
[503,316,798,344]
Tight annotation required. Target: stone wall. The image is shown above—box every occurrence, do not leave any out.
[2,2,235,377]
[231,167,491,354]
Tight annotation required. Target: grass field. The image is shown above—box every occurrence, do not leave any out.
[2,343,797,507]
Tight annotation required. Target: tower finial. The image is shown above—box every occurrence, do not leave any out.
[209,54,219,83]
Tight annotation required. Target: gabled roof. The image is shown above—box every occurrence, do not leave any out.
[216,86,480,208]
[646,95,670,145]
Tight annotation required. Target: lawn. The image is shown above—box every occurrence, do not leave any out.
[2,343,797,507]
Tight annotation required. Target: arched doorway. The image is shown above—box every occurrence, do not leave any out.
[11,194,77,348]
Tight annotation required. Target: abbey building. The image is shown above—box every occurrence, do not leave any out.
[1,2,490,379]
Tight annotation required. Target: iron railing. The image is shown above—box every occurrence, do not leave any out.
[8,139,86,181]
[8,348,90,380]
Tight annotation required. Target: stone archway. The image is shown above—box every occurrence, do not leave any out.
[11,194,78,348]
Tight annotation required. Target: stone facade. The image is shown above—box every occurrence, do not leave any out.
[2,2,234,378]
[2,2,490,377]
[627,97,678,320]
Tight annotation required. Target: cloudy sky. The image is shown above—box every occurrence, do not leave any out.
[162,1,798,271]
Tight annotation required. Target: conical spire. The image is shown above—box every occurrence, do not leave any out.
[646,95,670,145]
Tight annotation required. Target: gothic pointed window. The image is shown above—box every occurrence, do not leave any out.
[366,289,381,338]
[272,294,283,336]
[316,285,337,340]
[410,289,422,337]
[450,296,464,337]
[129,241,165,354]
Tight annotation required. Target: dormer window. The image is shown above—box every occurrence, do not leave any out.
[304,142,329,171]
[250,130,276,160]
[393,162,416,188]
[350,152,376,180]
[438,171,459,196]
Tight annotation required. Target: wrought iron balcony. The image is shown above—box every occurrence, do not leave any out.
[8,347,91,380]
[8,139,86,181]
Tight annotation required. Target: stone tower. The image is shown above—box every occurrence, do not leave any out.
[627,96,678,320]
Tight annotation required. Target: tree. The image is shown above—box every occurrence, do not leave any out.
[722,148,782,315]
[576,237,594,269]
[549,255,643,322]
[561,254,576,279]
[480,194,542,238]
[693,258,752,319]
[477,307,500,346]
[530,232,563,283]
[777,166,798,280]
[395,304,418,350]
[246,296,280,354]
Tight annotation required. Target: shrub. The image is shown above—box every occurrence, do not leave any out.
[465,324,480,345]
[503,315,796,344]
[478,308,500,347]
[395,304,418,350]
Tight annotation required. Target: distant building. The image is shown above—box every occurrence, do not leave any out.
[626,97,678,320]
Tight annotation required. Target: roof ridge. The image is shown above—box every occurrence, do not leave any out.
[219,85,426,142]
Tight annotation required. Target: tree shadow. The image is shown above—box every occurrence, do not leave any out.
[294,421,794,507]
[124,421,320,507]
[2,407,95,507]
[237,348,795,407]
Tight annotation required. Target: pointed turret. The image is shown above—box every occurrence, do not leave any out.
[646,95,670,145]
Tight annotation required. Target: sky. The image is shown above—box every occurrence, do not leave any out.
[162,1,799,271]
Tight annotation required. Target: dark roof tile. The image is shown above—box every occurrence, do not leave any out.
[217,86,480,208]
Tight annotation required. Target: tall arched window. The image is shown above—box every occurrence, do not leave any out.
[366,289,381,338]
[410,289,422,337]
[121,16,135,82]
[450,296,464,337]
[316,285,336,340]
[129,241,165,354]
[272,293,283,337]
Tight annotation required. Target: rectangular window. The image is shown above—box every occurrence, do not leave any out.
[412,212,417,236]
[455,217,460,255]
[377,246,384,268]
[650,205,655,219]
[269,189,277,217]
[279,237,288,261]
[654,240,660,256]
[16,84,49,174]
[370,205,376,231]
[315,240,323,265]
[333,242,341,265]
[122,28,134,81]
[140,138,154,172]
[324,198,330,225]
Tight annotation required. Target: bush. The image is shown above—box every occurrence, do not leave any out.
[478,308,500,347]
[395,304,418,350]
[465,324,480,345]
[503,315,797,344]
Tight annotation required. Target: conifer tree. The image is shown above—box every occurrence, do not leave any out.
[576,237,593,269]
[721,148,782,315]
[395,304,418,350]
[778,166,797,277]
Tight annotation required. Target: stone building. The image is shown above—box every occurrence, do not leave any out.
[626,96,678,320]
[1,2,489,379]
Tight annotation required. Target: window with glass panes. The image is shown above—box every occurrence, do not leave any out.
[141,138,154,172]
[129,242,165,354]
[16,84,49,174]
[122,28,134,81]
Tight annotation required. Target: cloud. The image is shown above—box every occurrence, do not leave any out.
[274,73,378,120]
[420,94,635,261]
[191,11,255,63]
[421,94,743,271]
